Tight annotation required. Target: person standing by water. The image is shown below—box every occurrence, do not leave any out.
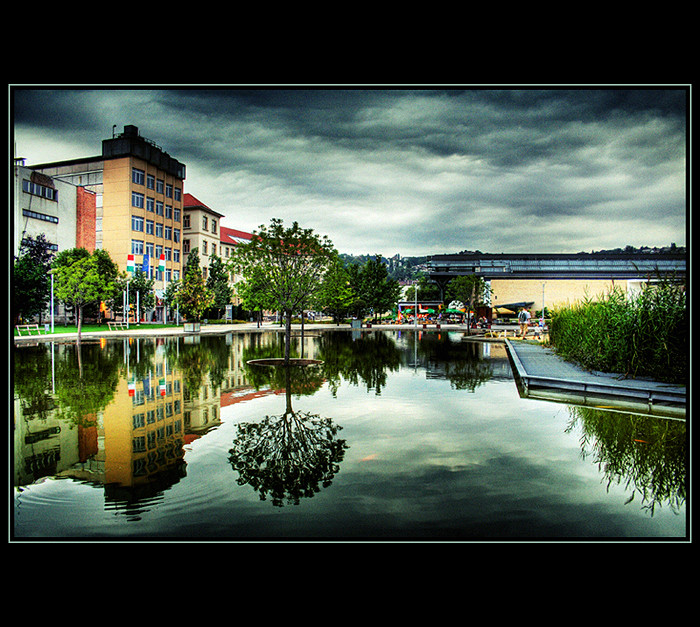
[518,307,531,338]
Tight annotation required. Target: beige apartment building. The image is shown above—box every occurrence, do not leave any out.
[30,125,187,321]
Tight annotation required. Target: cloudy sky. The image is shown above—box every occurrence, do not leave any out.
[11,86,688,257]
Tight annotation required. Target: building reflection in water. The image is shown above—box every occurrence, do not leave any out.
[13,332,283,517]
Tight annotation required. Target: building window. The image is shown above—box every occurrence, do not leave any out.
[174,187,181,202]
[147,174,155,189]
[156,200,164,216]
[165,226,172,240]
[156,179,164,194]
[165,247,171,261]
[23,179,58,201]
[132,215,144,231]
[174,207,180,222]
[166,184,173,198]
[212,243,216,256]
[146,219,154,235]
[166,205,172,219]
[202,241,208,254]
[146,242,154,257]
[146,197,154,212]
[22,208,59,224]
[132,240,144,255]
[174,249,180,262]
[183,239,190,253]
[132,168,145,185]
[202,216,208,231]
[183,214,190,228]
[211,219,217,234]
[155,223,163,238]
[132,191,145,208]
[174,228,180,243]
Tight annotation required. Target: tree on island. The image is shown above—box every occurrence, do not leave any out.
[231,218,336,363]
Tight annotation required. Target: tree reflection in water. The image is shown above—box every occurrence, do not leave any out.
[228,364,348,507]
[566,406,686,516]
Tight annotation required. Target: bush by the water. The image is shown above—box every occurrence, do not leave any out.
[549,282,686,383]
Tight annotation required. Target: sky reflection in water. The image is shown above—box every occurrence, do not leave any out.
[12,330,687,540]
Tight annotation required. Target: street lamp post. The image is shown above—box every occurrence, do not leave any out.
[49,269,55,333]
[414,281,418,329]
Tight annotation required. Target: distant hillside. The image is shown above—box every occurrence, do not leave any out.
[339,253,428,283]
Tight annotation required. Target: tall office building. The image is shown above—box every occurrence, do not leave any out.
[31,125,186,321]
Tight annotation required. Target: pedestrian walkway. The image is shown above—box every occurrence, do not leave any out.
[505,339,686,419]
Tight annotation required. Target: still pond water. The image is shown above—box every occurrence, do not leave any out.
[12,330,687,541]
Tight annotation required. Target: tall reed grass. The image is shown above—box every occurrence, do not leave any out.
[549,280,687,383]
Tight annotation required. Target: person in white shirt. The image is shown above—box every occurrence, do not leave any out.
[518,307,531,338]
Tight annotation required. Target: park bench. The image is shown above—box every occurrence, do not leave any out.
[107,321,127,330]
[15,324,44,336]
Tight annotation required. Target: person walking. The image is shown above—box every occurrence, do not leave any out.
[518,307,531,338]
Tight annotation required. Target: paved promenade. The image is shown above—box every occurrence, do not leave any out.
[505,339,686,418]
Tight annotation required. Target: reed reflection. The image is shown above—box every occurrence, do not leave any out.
[229,363,348,507]
[566,406,686,516]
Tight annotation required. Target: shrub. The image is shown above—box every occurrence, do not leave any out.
[549,282,686,383]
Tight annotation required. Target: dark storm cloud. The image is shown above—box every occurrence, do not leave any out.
[12,86,687,255]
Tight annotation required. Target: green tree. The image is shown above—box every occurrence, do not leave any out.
[231,218,336,363]
[348,255,401,321]
[446,275,491,334]
[315,253,355,324]
[163,278,180,321]
[13,234,55,323]
[405,273,442,302]
[52,249,117,340]
[206,253,233,319]
[236,265,277,327]
[175,247,215,323]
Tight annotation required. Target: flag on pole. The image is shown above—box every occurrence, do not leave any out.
[126,254,135,274]
[159,254,165,273]
[159,377,166,396]
[142,254,150,274]
[128,381,135,397]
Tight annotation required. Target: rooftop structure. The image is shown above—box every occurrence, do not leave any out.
[427,251,686,282]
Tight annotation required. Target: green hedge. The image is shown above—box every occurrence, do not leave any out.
[549,282,687,383]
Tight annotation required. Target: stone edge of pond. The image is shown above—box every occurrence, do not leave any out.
[13,323,511,343]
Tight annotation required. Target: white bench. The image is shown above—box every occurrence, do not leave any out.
[15,324,44,336]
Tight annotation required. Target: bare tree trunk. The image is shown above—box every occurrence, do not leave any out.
[284,309,292,363]
[77,304,83,343]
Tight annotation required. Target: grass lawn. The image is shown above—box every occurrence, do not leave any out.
[13,323,178,336]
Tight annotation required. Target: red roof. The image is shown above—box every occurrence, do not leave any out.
[220,225,254,245]
[183,192,208,209]
[183,193,224,217]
